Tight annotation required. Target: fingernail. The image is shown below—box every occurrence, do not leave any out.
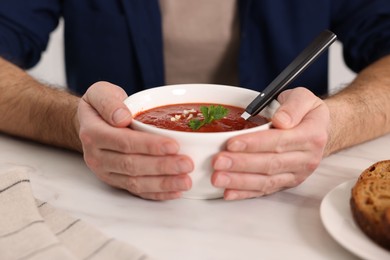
[161,142,179,154]
[275,111,291,126]
[176,159,193,173]
[112,108,131,124]
[227,140,247,151]
[225,192,238,200]
[215,174,231,187]
[175,176,191,190]
[214,156,233,170]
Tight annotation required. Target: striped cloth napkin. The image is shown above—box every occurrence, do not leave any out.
[0,167,153,260]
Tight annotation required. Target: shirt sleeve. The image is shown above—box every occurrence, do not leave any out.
[330,0,390,72]
[0,0,61,69]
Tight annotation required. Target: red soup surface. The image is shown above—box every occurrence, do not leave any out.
[134,103,270,133]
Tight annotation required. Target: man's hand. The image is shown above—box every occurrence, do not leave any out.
[211,87,330,200]
[77,81,194,200]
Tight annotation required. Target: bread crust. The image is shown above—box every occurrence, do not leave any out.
[358,160,390,181]
[350,160,390,250]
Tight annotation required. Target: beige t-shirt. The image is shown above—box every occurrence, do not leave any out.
[159,0,239,86]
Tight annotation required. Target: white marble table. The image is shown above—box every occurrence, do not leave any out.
[1,132,389,260]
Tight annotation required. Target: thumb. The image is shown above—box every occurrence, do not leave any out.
[272,87,321,129]
[82,81,132,127]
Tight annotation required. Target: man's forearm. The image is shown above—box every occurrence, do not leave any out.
[0,57,82,151]
[324,54,390,156]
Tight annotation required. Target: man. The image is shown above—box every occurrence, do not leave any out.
[1,0,390,200]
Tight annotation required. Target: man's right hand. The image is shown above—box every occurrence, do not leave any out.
[77,81,194,200]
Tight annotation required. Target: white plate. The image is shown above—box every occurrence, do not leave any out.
[320,180,390,260]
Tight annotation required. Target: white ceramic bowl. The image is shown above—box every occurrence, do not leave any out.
[124,84,279,199]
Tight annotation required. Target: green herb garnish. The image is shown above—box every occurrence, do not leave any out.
[188,105,229,130]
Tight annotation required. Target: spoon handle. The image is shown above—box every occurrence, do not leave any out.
[241,30,337,120]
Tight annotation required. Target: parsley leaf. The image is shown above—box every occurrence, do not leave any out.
[188,105,229,131]
[188,119,202,130]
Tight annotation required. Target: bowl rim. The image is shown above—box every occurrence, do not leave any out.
[125,83,274,137]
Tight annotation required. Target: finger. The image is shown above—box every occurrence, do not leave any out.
[82,81,132,127]
[212,171,298,192]
[80,122,180,155]
[225,119,328,154]
[88,150,193,176]
[212,151,320,175]
[101,172,192,194]
[223,188,283,201]
[137,192,183,201]
[273,87,325,129]
[98,172,185,201]
[226,128,303,153]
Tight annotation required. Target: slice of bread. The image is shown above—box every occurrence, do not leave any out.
[350,160,390,250]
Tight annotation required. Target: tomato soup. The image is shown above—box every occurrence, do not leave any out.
[134,103,270,133]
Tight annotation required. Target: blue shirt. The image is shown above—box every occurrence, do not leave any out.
[1,0,390,96]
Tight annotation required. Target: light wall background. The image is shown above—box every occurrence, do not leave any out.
[27,20,357,93]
